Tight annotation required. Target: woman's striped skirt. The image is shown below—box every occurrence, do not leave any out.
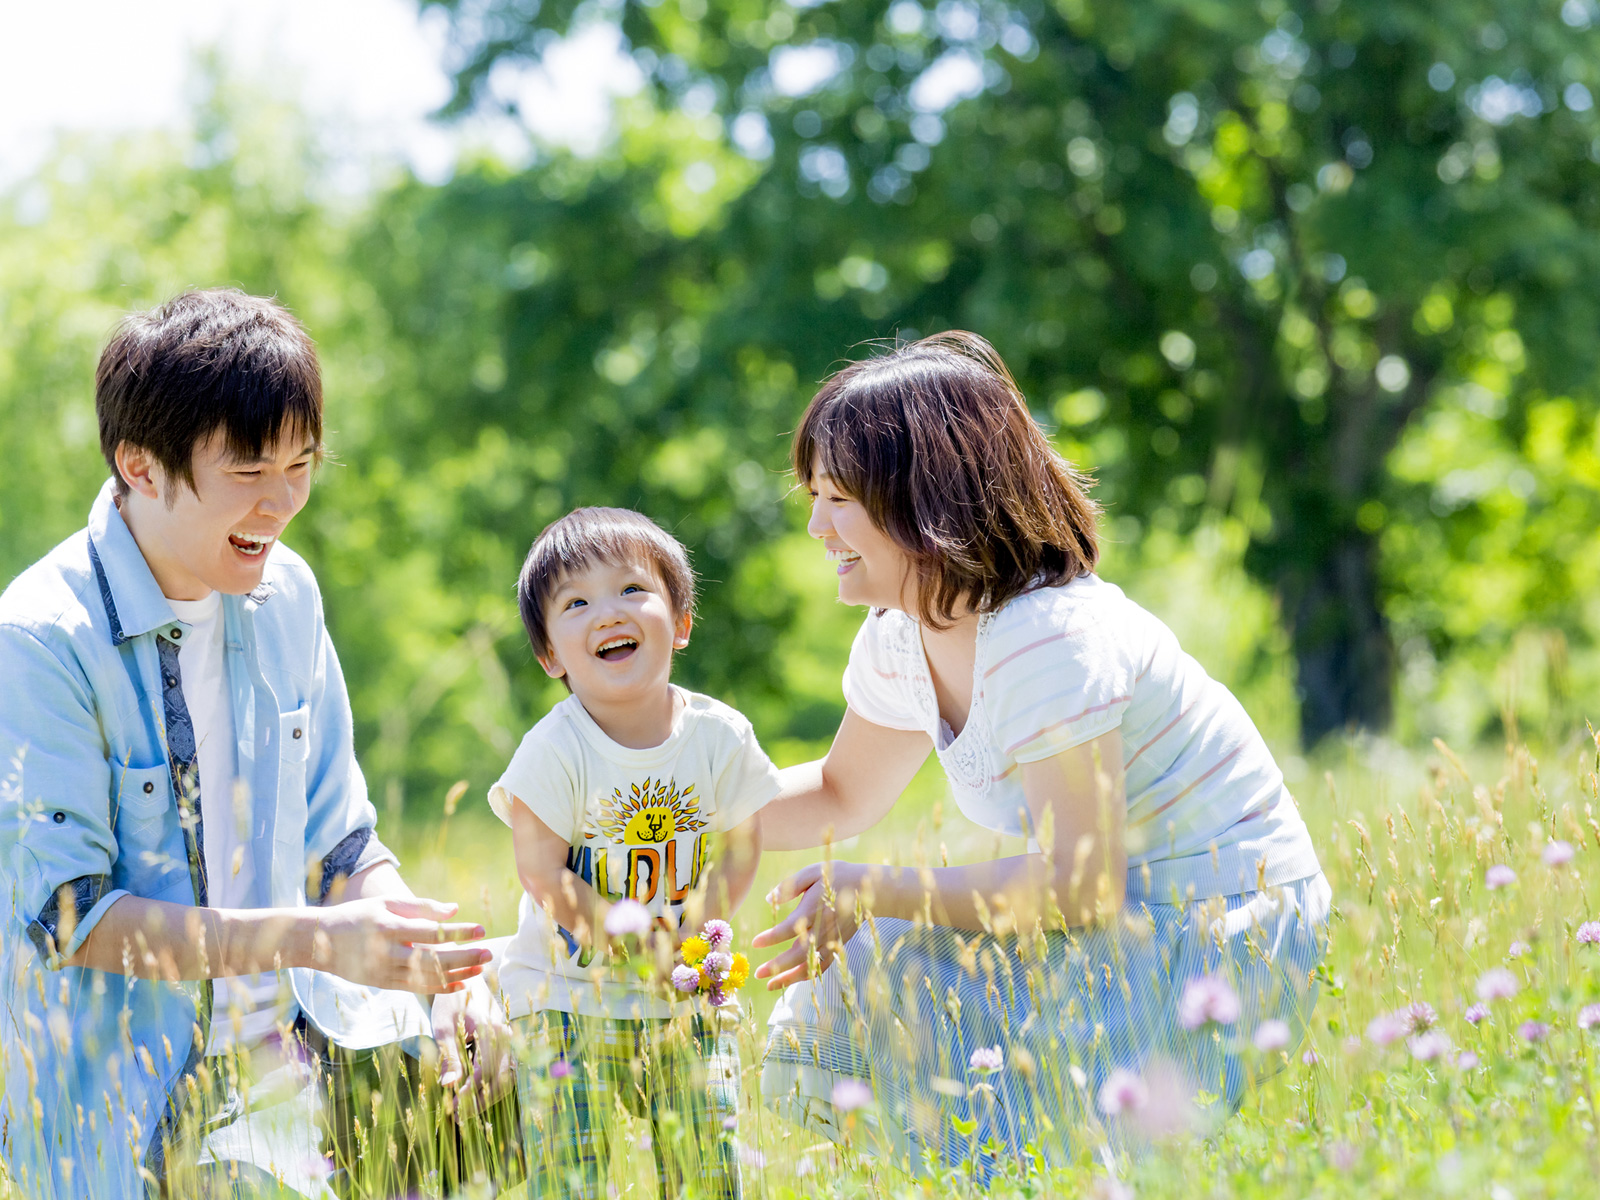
[761,872,1331,1177]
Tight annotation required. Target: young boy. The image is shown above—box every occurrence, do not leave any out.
[489,507,779,1199]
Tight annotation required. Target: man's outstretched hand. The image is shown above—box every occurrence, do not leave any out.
[310,896,489,994]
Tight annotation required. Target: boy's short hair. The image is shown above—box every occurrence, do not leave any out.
[97,288,323,498]
[793,331,1100,629]
[517,507,697,658]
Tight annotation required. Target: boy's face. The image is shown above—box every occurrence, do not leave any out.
[116,427,317,600]
[538,558,691,709]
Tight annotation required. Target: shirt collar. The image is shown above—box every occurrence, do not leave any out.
[85,479,275,646]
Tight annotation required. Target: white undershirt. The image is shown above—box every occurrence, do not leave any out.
[166,592,291,1052]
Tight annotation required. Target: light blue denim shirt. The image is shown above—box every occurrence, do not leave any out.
[0,480,428,1199]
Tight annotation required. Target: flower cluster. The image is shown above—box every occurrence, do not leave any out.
[671,918,750,1006]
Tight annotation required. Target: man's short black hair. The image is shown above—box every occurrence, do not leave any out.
[517,508,697,661]
[97,288,323,497]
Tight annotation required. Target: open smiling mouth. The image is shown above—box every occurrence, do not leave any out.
[228,532,276,558]
[826,547,862,574]
[595,636,639,662]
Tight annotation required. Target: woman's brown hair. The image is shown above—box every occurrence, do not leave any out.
[793,331,1100,628]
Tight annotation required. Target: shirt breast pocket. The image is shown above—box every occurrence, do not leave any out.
[279,701,311,764]
[111,761,173,839]
[277,703,312,815]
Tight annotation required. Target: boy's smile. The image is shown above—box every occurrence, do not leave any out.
[594,634,639,662]
[539,558,692,748]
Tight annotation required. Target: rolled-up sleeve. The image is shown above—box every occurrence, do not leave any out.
[299,596,397,899]
[0,625,128,965]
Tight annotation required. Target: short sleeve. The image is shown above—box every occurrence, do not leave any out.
[711,715,783,831]
[488,723,581,840]
[983,597,1134,765]
[840,612,925,733]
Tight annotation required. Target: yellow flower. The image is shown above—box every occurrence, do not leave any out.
[727,953,750,990]
[697,967,712,991]
[681,936,709,965]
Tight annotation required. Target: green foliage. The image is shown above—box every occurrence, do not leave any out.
[3,2,1600,806]
[434,0,1600,744]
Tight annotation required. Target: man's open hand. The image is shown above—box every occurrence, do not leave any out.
[310,896,489,993]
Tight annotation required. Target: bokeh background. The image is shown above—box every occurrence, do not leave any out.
[3,0,1599,825]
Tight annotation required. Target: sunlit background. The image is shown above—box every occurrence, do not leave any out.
[4,0,1599,816]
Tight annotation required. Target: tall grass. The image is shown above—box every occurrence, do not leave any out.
[8,733,1600,1198]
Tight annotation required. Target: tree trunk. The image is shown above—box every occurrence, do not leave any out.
[1283,525,1395,746]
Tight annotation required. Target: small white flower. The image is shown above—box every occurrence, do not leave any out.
[1252,1019,1291,1052]
[831,1078,873,1112]
[1097,1068,1148,1115]
[603,899,652,937]
[1544,840,1576,867]
[968,1045,1004,1074]
[1477,967,1519,1002]
[1485,864,1517,889]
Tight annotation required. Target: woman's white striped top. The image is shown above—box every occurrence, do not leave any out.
[841,574,1321,899]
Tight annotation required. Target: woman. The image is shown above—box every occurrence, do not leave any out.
[752,332,1328,1175]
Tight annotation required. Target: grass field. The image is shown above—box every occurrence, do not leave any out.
[7,732,1599,1198]
[371,731,1600,1199]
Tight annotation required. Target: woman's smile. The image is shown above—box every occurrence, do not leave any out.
[825,546,862,576]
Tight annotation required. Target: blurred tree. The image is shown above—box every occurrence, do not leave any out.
[427,0,1600,745]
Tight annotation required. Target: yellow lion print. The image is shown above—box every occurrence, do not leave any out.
[587,777,708,845]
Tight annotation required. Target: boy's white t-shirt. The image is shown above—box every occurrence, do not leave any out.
[489,687,782,1020]
[166,592,292,1053]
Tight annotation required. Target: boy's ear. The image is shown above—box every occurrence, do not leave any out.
[673,610,693,650]
[536,651,567,681]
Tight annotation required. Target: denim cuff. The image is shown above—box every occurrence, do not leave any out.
[316,828,399,901]
[27,874,120,966]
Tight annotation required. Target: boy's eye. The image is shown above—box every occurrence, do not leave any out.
[565,598,587,610]
[622,585,642,595]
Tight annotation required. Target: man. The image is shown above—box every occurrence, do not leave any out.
[0,290,508,1197]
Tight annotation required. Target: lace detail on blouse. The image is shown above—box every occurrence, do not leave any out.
[939,612,996,800]
[875,610,995,803]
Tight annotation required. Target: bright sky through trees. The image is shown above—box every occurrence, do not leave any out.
[0,0,640,187]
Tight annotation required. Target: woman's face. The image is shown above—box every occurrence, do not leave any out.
[806,458,916,612]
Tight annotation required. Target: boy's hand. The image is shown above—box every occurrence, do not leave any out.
[432,976,514,1113]
[310,896,489,993]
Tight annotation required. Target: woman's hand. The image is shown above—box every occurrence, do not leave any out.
[752,861,870,990]
[309,896,489,993]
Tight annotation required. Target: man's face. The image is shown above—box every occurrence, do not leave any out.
[119,428,317,599]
